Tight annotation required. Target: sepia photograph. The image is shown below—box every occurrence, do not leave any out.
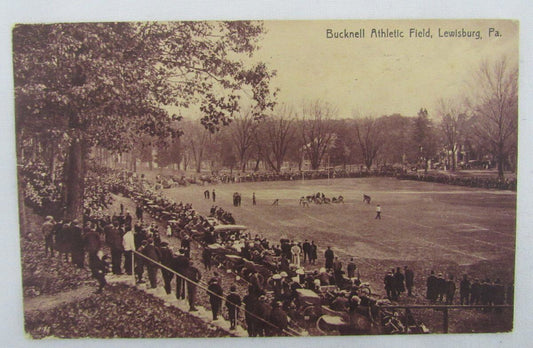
[3,3,531,346]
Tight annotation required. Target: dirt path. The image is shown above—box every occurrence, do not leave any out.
[23,285,95,313]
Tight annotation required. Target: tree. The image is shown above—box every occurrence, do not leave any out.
[137,135,155,170]
[410,108,437,173]
[469,58,518,179]
[378,114,411,167]
[352,115,384,170]
[156,136,183,169]
[230,111,258,172]
[437,99,468,172]
[260,105,296,172]
[326,120,353,169]
[299,100,337,170]
[216,132,237,173]
[14,22,276,220]
[183,120,212,173]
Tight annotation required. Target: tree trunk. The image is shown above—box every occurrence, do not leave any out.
[311,157,320,170]
[276,156,283,172]
[452,149,457,171]
[196,153,202,173]
[365,158,372,170]
[183,155,189,171]
[497,144,505,180]
[64,136,86,221]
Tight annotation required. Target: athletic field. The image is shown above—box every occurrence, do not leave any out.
[164,177,516,283]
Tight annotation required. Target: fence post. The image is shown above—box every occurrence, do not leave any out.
[443,308,449,333]
[131,251,135,284]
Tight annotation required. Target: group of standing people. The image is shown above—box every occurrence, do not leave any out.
[232,192,242,207]
[279,239,318,267]
[425,271,457,304]
[383,267,414,301]
[427,272,512,306]
[204,189,216,202]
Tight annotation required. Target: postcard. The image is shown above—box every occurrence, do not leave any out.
[12,19,519,343]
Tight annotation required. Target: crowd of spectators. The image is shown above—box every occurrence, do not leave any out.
[397,172,517,191]
[153,166,516,192]
[24,163,514,335]
[20,162,63,215]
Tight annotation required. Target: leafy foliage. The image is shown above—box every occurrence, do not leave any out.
[14,21,276,219]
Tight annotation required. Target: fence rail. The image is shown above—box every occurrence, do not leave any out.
[379,304,513,333]
[131,250,301,337]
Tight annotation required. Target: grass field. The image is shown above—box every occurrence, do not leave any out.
[163,177,516,291]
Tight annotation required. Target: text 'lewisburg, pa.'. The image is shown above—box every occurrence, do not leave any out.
[325,27,504,40]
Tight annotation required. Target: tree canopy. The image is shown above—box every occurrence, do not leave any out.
[14,21,277,219]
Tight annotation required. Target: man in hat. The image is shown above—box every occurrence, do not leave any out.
[54,219,70,262]
[291,242,301,267]
[394,267,405,299]
[302,240,311,264]
[493,279,505,311]
[347,258,357,279]
[171,251,190,300]
[460,274,471,305]
[42,216,55,257]
[445,275,456,304]
[212,189,216,202]
[140,238,161,288]
[124,210,132,232]
[480,278,491,306]
[250,271,264,296]
[185,264,202,311]
[426,270,437,302]
[159,242,174,295]
[310,241,318,265]
[243,286,259,337]
[202,247,212,271]
[70,219,85,269]
[122,227,135,275]
[436,273,446,302]
[333,257,344,285]
[226,285,241,330]
[135,204,143,221]
[404,266,414,297]
[207,277,224,320]
[181,234,191,259]
[324,246,334,270]
[107,221,124,275]
[269,274,283,300]
[384,270,395,300]
[90,250,109,294]
[280,254,290,273]
[375,204,382,219]
[83,221,101,267]
[255,295,271,337]
[269,301,288,336]
[470,278,481,305]
[135,240,148,284]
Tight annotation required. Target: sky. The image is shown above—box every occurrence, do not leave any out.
[253,19,518,119]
